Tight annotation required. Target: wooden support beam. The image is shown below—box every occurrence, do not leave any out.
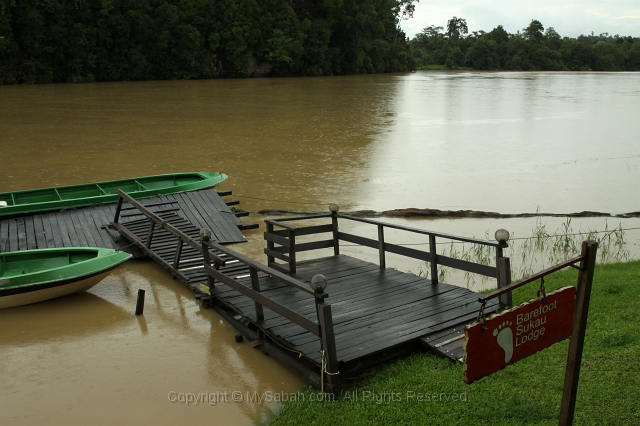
[429,235,438,284]
[113,196,124,223]
[559,241,598,426]
[173,238,183,269]
[288,229,296,274]
[249,267,264,322]
[498,257,512,308]
[378,225,385,269]
[331,213,339,255]
[318,303,341,394]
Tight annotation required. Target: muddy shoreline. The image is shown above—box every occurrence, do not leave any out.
[257,208,640,219]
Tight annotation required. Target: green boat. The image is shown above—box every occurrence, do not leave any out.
[0,247,131,309]
[0,171,227,217]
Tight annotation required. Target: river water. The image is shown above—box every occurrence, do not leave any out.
[1,71,639,424]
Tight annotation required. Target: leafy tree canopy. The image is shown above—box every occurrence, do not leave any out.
[410,17,640,71]
[0,0,419,84]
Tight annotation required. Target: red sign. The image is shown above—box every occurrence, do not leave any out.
[463,286,575,384]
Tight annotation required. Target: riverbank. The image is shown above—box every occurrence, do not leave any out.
[267,260,640,425]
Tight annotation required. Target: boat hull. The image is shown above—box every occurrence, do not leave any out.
[0,247,131,309]
[0,270,111,309]
[0,171,227,217]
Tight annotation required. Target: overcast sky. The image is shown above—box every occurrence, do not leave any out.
[402,0,640,39]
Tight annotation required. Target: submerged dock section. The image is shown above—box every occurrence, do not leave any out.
[0,189,250,253]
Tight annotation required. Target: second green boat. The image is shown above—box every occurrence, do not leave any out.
[0,171,227,217]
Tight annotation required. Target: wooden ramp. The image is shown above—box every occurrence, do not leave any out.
[112,209,251,284]
[0,189,248,253]
[211,255,500,369]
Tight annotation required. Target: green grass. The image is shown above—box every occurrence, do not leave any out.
[267,261,640,425]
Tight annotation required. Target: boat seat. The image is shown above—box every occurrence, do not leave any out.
[3,269,24,277]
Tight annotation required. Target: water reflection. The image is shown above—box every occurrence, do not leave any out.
[1,71,639,424]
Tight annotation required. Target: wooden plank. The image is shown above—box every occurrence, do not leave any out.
[79,207,107,247]
[438,254,497,278]
[60,211,80,247]
[295,224,334,237]
[47,214,64,248]
[202,189,243,227]
[41,215,55,248]
[24,216,37,250]
[53,212,72,247]
[264,248,290,263]
[384,242,431,262]
[94,205,119,247]
[294,239,334,253]
[194,190,244,240]
[33,215,47,250]
[264,232,290,247]
[337,232,378,250]
[67,210,89,246]
[190,191,235,241]
[17,217,27,250]
[8,219,18,252]
[0,220,8,251]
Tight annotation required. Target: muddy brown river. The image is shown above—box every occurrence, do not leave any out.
[1,71,639,424]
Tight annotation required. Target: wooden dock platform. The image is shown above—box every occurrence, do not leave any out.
[108,194,512,392]
[212,254,501,366]
[0,189,249,253]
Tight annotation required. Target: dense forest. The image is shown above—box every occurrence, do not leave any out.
[0,0,416,84]
[410,18,640,71]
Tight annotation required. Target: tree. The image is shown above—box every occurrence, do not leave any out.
[447,16,468,40]
[523,19,544,41]
[392,0,418,50]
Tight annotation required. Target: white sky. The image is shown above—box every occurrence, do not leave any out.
[402,0,640,39]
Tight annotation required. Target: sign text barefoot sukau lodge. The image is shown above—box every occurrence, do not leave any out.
[463,286,575,384]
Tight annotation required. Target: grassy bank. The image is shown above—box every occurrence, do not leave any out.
[268,261,640,425]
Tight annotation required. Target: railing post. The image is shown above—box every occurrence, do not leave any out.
[249,267,264,322]
[173,238,184,270]
[288,228,296,274]
[266,222,275,265]
[145,221,155,248]
[429,235,438,284]
[496,245,512,308]
[378,225,386,269]
[330,204,340,256]
[200,229,215,292]
[497,257,512,308]
[559,241,598,426]
[318,302,340,394]
[114,195,124,223]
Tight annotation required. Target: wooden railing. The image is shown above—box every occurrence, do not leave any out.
[113,190,341,393]
[264,208,513,307]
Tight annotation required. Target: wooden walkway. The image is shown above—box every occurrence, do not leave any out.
[0,189,248,253]
[113,209,251,284]
[211,255,500,367]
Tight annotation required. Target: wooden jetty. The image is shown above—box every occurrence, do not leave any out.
[0,189,250,254]
[111,193,513,393]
